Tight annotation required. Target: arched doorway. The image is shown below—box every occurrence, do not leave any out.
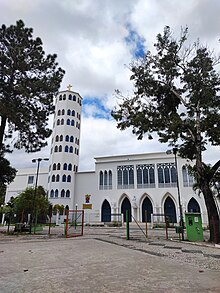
[101,200,111,222]
[188,198,201,213]
[142,197,153,222]
[164,196,177,223]
[121,197,131,222]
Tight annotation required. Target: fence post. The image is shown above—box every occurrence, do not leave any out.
[165,217,169,240]
[48,204,52,236]
[65,205,69,238]
[126,210,129,240]
[145,210,148,238]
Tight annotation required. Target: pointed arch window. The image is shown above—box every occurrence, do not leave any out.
[54,146,58,152]
[117,165,134,189]
[58,109,61,115]
[68,163,72,171]
[99,171,103,189]
[60,135,63,141]
[67,175,71,182]
[70,136,74,142]
[52,163,56,170]
[65,135,69,142]
[62,109,65,115]
[59,145,62,152]
[67,119,70,125]
[99,170,112,190]
[55,135,59,142]
[69,94,72,100]
[61,119,64,125]
[104,171,108,186]
[67,109,71,115]
[59,95,62,101]
[182,166,194,187]
[52,175,55,182]
[69,146,73,153]
[66,190,70,198]
[72,110,75,116]
[57,163,61,170]
[63,163,67,170]
[73,95,76,101]
[55,189,59,198]
[157,163,177,187]
[62,175,66,182]
[71,120,75,126]
[63,94,66,100]
[61,189,65,197]
[109,170,112,187]
[50,190,54,198]
[56,174,60,182]
[65,146,68,152]
[57,119,60,126]
[136,164,155,188]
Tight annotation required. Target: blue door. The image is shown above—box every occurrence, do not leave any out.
[164,196,177,223]
[188,198,200,213]
[121,197,131,222]
[101,200,111,222]
[142,197,153,222]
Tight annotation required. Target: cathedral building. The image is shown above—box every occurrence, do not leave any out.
[5,88,212,226]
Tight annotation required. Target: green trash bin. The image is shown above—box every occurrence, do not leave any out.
[185,213,204,242]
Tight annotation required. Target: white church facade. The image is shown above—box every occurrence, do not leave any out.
[5,89,212,226]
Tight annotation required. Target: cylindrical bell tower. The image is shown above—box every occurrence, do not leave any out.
[48,87,82,210]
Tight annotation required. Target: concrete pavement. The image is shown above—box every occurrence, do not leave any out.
[0,235,220,292]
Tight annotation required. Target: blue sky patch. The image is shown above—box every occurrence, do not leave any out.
[125,23,145,58]
[82,97,112,120]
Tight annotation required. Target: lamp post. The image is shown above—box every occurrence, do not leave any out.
[1,204,4,225]
[166,148,184,240]
[31,158,49,234]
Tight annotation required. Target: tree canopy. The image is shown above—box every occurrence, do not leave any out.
[14,186,50,223]
[112,26,220,243]
[0,20,65,153]
[0,153,17,204]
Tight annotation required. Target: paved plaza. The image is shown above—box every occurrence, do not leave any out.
[0,225,220,292]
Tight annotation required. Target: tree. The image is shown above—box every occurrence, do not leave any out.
[53,204,64,215]
[0,152,17,205]
[0,20,65,153]
[112,26,220,243]
[14,186,50,223]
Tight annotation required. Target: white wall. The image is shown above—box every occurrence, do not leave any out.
[5,168,48,202]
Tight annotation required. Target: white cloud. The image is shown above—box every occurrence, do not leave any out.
[2,0,220,171]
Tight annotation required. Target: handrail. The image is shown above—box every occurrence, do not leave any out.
[131,215,147,239]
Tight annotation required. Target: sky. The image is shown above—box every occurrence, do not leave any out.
[1,0,220,171]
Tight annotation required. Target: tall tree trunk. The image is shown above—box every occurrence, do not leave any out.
[195,145,220,243]
[201,181,220,243]
[0,115,7,151]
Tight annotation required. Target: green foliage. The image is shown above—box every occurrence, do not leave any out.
[53,204,64,215]
[14,186,50,222]
[112,26,220,242]
[0,20,65,153]
[113,26,220,160]
[0,154,17,184]
[0,153,17,204]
